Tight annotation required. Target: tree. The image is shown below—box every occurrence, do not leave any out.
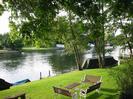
[110,0,133,58]
[0,34,6,49]
[59,0,115,68]
[110,59,133,98]
[53,14,88,70]
[0,4,4,15]
[5,22,24,50]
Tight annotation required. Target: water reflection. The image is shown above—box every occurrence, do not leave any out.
[0,54,25,71]
[48,50,76,74]
[0,49,76,82]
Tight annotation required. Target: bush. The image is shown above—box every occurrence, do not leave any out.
[0,45,3,49]
[110,59,133,99]
[4,38,23,51]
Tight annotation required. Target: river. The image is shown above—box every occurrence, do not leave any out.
[0,47,121,83]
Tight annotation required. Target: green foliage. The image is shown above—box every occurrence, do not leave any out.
[111,34,125,46]
[2,22,24,50]
[110,59,133,96]
[122,23,133,47]
[111,0,133,17]
[0,35,4,49]
[10,39,23,50]
[0,34,9,49]
[0,4,4,15]
[3,35,23,51]
[54,16,88,53]
[110,0,133,57]
[112,22,133,57]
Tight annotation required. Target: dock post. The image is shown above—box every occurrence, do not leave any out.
[40,72,42,79]
[48,70,51,77]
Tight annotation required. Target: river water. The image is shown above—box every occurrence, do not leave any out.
[0,47,121,83]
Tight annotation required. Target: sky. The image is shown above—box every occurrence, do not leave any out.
[0,0,10,34]
[0,0,2,4]
[0,11,10,34]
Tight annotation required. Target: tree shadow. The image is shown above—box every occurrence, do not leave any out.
[85,88,119,99]
[101,88,119,94]
[86,92,102,99]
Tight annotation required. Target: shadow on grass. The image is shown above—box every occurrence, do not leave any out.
[85,88,119,99]
[86,92,119,99]
[86,92,102,99]
[101,88,119,93]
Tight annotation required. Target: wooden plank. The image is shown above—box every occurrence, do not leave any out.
[65,82,80,89]
[5,93,26,99]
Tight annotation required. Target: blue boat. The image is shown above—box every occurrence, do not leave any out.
[0,78,31,90]
[13,79,31,86]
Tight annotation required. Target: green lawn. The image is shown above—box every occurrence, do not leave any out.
[22,47,56,52]
[0,68,119,99]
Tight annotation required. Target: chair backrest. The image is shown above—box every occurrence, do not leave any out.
[86,82,101,93]
[84,75,101,83]
[53,86,72,97]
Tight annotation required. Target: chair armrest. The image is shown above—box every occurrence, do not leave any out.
[80,89,86,94]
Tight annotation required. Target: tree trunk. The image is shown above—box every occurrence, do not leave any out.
[95,38,104,68]
[68,10,83,70]
[125,34,133,58]
[73,44,83,70]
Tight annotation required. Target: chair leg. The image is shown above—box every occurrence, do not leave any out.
[96,88,100,93]
[84,95,86,99]
[80,94,86,99]
[53,93,58,99]
[96,89,99,93]
[72,92,78,99]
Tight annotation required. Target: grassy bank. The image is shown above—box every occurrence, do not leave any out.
[0,69,119,99]
[22,47,58,52]
[0,50,20,54]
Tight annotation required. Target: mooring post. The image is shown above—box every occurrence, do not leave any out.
[40,72,42,79]
[48,70,51,77]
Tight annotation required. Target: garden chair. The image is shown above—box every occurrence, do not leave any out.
[82,75,102,84]
[53,86,78,99]
[80,82,102,99]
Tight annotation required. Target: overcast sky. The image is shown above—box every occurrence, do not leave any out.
[0,11,10,34]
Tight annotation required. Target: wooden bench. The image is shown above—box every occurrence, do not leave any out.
[5,93,26,99]
[82,75,102,84]
[53,86,77,99]
[80,82,102,99]
[65,82,80,89]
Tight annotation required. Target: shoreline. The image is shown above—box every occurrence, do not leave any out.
[0,50,21,54]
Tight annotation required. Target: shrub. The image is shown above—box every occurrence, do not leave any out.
[110,59,133,99]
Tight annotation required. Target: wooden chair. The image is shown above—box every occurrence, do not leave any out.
[80,82,102,99]
[5,93,26,99]
[53,86,78,99]
[82,75,102,84]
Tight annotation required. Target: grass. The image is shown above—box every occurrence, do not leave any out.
[22,47,57,52]
[0,68,119,99]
